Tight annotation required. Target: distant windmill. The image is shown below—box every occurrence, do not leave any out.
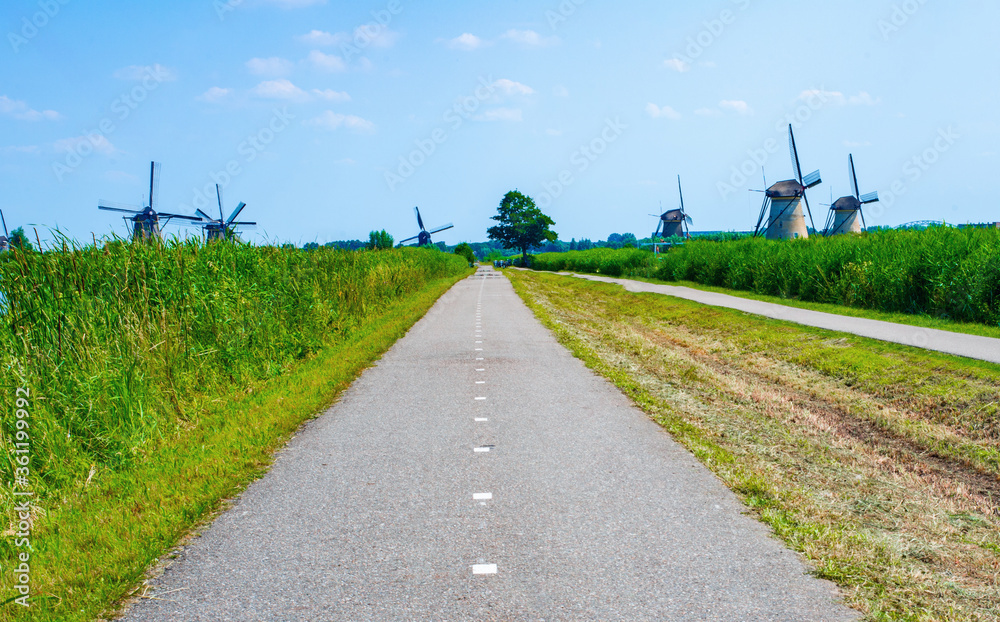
[824,154,878,236]
[753,125,821,240]
[653,175,693,239]
[0,209,8,252]
[196,185,256,241]
[399,207,453,246]
[98,161,202,241]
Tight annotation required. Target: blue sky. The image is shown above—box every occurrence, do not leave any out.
[2,0,998,245]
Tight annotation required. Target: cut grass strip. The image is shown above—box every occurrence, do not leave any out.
[508,269,1000,622]
[1,273,466,622]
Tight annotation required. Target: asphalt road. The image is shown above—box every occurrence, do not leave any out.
[121,267,858,621]
[559,272,1000,365]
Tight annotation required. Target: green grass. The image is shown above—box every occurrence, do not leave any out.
[0,240,471,620]
[508,270,1000,621]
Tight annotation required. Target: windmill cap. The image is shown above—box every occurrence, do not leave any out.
[766,180,805,198]
[832,196,862,211]
[661,208,686,221]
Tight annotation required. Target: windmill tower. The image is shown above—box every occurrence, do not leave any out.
[196,185,256,241]
[824,154,878,236]
[399,207,453,246]
[754,125,821,240]
[0,209,9,252]
[653,175,693,239]
[98,162,201,241]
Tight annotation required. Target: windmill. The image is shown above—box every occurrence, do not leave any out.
[399,207,453,246]
[98,161,202,241]
[824,154,878,236]
[0,209,8,252]
[653,175,693,239]
[196,185,256,241]
[753,125,821,240]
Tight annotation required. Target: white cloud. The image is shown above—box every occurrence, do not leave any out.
[448,33,484,51]
[305,110,375,133]
[493,79,534,96]
[246,57,294,76]
[501,29,559,47]
[476,108,523,122]
[54,134,117,156]
[251,79,309,101]
[553,85,569,97]
[719,99,752,115]
[352,24,398,49]
[312,89,351,102]
[663,57,690,72]
[0,95,60,121]
[113,64,177,82]
[197,87,233,103]
[296,29,346,46]
[306,50,347,72]
[645,103,681,120]
[798,89,880,107]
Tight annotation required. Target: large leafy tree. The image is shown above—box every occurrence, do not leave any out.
[366,229,394,250]
[9,227,32,251]
[486,190,557,263]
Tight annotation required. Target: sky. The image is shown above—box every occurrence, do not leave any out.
[2,0,998,246]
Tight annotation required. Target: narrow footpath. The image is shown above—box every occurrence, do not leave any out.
[557,272,1000,365]
[122,267,857,621]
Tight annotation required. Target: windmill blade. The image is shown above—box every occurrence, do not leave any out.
[229,220,256,226]
[414,206,425,231]
[99,202,143,214]
[399,235,419,244]
[0,209,7,238]
[226,202,247,225]
[859,206,868,233]
[849,154,860,200]
[156,211,204,221]
[860,191,880,204]
[216,184,225,221]
[149,161,162,210]
[802,169,822,189]
[428,223,453,234]
[677,175,685,212]
[802,190,817,233]
[685,214,693,225]
[754,196,769,237]
[195,209,216,222]
[788,124,804,185]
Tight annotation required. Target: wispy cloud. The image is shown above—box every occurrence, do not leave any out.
[493,79,534,96]
[197,87,233,103]
[645,103,681,120]
[500,29,559,47]
[246,57,294,76]
[663,57,690,72]
[305,110,375,133]
[312,89,350,102]
[476,108,523,122]
[113,64,177,82]
[0,95,60,121]
[251,79,310,101]
[297,29,345,46]
[719,99,752,115]
[306,50,347,72]
[798,89,880,106]
[448,33,485,51]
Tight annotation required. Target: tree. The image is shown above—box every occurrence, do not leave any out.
[453,242,476,264]
[366,229,394,250]
[486,190,557,263]
[9,227,32,251]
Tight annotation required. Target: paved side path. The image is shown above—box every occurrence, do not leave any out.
[122,268,857,621]
[555,272,1000,365]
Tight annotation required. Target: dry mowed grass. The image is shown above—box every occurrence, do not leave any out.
[510,270,1000,622]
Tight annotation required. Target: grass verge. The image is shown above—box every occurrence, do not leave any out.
[508,269,1000,622]
[2,272,467,622]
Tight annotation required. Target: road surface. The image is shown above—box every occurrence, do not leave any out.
[122,267,857,621]
[556,272,1000,365]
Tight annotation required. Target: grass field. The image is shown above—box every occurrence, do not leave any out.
[509,269,1000,622]
[0,241,471,621]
